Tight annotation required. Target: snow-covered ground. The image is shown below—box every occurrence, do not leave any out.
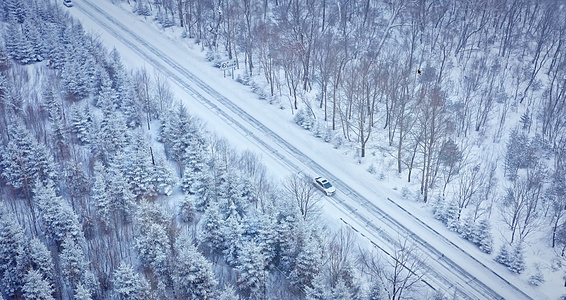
[67,0,561,298]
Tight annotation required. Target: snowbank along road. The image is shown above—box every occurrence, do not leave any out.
[71,1,537,299]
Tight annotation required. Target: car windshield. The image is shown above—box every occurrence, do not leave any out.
[322,182,332,189]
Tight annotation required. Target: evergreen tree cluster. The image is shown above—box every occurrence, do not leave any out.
[12,0,566,297]
[434,199,493,254]
[0,204,55,299]
[495,243,526,274]
[0,2,374,298]
[504,129,540,180]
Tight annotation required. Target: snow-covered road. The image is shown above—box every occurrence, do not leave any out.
[70,1,540,299]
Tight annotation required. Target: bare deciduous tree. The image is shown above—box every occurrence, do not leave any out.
[283,173,321,221]
[360,237,427,300]
[501,162,546,243]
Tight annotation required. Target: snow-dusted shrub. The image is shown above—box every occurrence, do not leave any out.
[311,119,332,142]
[332,133,344,149]
[134,2,151,16]
[294,108,315,131]
[249,80,267,100]
[367,164,376,174]
[236,74,251,86]
[401,187,411,199]
[528,272,544,286]
[205,51,222,67]
[432,290,449,300]
[156,11,175,28]
[552,257,562,271]
[313,121,324,139]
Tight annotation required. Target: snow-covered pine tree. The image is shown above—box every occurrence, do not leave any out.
[218,285,241,300]
[519,110,531,131]
[331,279,353,300]
[457,214,475,241]
[106,159,136,222]
[289,233,323,291]
[173,105,203,163]
[69,103,93,144]
[305,272,331,300]
[0,122,57,194]
[79,271,99,299]
[112,262,149,300]
[92,161,112,226]
[3,0,27,24]
[121,84,142,128]
[495,244,511,267]
[134,223,171,283]
[173,236,217,299]
[134,201,172,282]
[64,161,89,204]
[182,140,208,194]
[528,264,545,286]
[61,45,92,99]
[474,219,493,254]
[5,18,37,64]
[43,86,67,157]
[433,197,447,223]
[192,170,214,210]
[97,110,129,159]
[32,142,58,189]
[224,171,248,215]
[27,238,54,285]
[0,204,28,297]
[59,236,87,289]
[277,213,301,273]
[504,129,532,180]
[4,21,21,60]
[367,280,386,300]
[34,182,84,245]
[125,130,157,199]
[44,23,66,70]
[444,198,460,231]
[236,239,268,299]
[95,68,118,109]
[108,48,130,109]
[22,18,43,62]
[241,177,259,208]
[223,202,244,266]
[509,242,526,274]
[294,108,315,130]
[74,283,93,300]
[198,201,225,257]
[154,154,176,196]
[22,269,54,300]
[179,195,195,224]
[257,214,279,266]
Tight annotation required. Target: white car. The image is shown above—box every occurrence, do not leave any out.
[314,176,336,196]
[63,0,72,7]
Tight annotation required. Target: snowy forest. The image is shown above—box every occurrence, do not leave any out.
[0,0,566,299]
